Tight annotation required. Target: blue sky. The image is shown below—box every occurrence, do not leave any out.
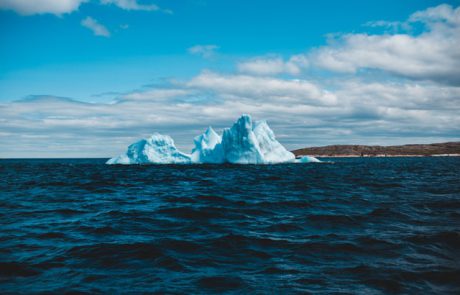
[0,0,459,157]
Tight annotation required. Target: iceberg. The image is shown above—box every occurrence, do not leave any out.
[191,127,224,163]
[295,155,321,163]
[106,133,191,165]
[221,115,265,164]
[106,115,319,165]
[253,119,296,163]
[220,115,295,164]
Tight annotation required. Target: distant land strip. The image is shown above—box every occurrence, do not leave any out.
[292,142,460,158]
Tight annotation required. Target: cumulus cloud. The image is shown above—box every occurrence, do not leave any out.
[0,0,86,15]
[310,4,460,85]
[2,73,459,157]
[241,4,460,84]
[188,45,219,59]
[186,71,336,105]
[238,55,308,75]
[0,0,167,15]
[120,89,192,102]
[2,3,459,157]
[81,16,110,37]
[100,0,160,11]
[409,3,460,25]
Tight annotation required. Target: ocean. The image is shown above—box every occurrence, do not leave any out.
[1,157,459,294]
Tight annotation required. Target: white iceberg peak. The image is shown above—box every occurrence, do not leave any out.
[221,114,265,164]
[253,120,295,164]
[194,127,221,151]
[106,115,319,165]
[191,126,224,163]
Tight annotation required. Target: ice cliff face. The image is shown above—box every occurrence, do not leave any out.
[253,120,295,163]
[106,115,318,164]
[191,127,224,164]
[220,115,295,164]
[221,115,265,164]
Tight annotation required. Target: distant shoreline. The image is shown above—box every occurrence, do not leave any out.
[292,142,460,158]
[304,154,460,158]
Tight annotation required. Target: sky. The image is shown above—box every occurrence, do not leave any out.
[0,0,459,158]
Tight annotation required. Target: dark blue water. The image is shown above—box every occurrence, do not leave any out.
[1,158,459,294]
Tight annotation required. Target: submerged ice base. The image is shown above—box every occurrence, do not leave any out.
[107,115,319,165]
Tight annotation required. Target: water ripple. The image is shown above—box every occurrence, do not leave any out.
[0,157,459,293]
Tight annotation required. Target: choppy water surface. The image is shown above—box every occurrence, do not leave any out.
[1,158,459,294]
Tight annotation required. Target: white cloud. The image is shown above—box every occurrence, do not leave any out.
[0,0,86,15]
[238,55,308,76]
[120,89,192,101]
[362,20,412,33]
[310,4,460,85]
[239,4,460,84]
[186,71,337,105]
[409,3,460,25]
[81,16,110,37]
[2,3,460,157]
[188,45,219,59]
[0,0,167,15]
[100,0,159,11]
[1,73,460,157]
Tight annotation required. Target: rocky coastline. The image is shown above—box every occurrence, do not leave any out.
[292,142,460,158]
